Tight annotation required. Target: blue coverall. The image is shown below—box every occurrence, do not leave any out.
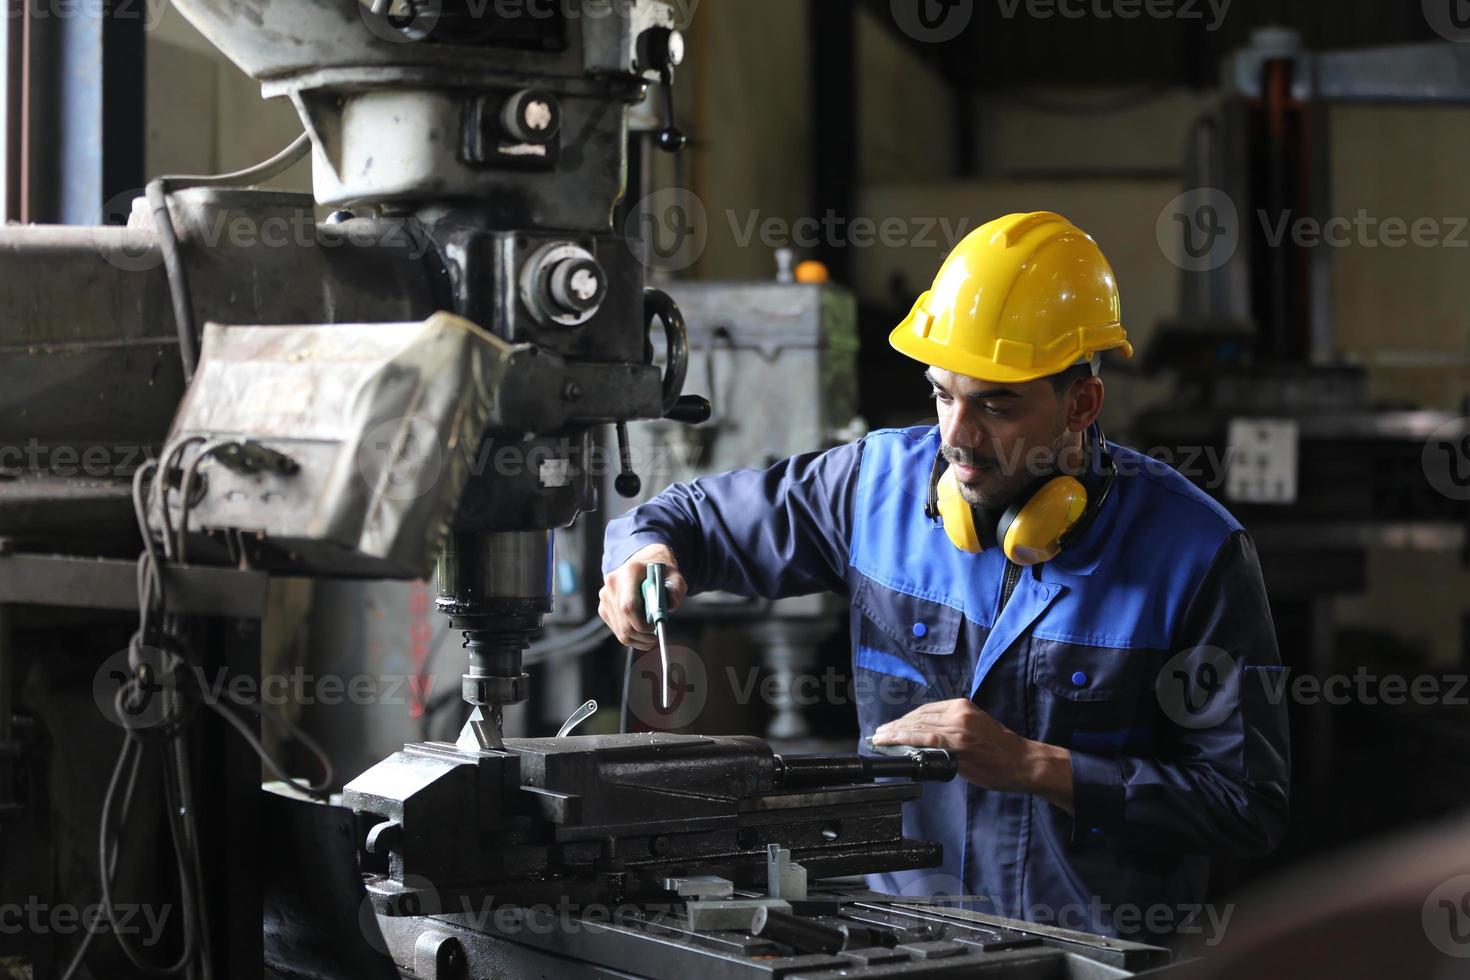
[602,424,1291,940]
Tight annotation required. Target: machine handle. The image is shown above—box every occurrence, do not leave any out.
[644,288,689,418]
[665,394,711,424]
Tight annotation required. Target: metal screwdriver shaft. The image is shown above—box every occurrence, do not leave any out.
[641,563,672,709]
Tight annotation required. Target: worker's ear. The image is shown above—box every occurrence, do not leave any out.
[1063,377,1104,434]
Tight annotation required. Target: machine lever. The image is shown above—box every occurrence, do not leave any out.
[556,699,598,738]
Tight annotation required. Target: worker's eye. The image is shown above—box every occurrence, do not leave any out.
[928,386,952,404]
[981,404,1011,418]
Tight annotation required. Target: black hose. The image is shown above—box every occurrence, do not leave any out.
[620,645,635,734]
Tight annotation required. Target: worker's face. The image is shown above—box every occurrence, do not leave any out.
[926,367,1099,510]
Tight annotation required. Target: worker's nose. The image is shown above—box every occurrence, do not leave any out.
[938,402,983,454]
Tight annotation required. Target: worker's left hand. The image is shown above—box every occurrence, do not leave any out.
[870,699,1073,811]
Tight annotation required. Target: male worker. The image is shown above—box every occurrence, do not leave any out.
[598,211,1290,940]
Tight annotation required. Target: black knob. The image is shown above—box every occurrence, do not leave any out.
[664,394,711,424]
[615,472,642,498]
[501,89,560,145]
[657,127,687,153]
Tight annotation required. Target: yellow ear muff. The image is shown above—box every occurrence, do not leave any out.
[935,466,984,553]
[1000,476,1089,566]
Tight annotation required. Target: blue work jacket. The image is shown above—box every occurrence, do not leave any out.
[602,425,1291,940]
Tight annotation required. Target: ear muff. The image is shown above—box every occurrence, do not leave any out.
[935,465,985,553]
[996,476,1089,566]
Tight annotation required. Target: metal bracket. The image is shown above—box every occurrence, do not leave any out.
[765,844,808,901]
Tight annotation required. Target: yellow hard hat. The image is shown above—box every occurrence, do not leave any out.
[889,211,1133,383]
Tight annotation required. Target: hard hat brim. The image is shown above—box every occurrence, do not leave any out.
[889,313,1134,385]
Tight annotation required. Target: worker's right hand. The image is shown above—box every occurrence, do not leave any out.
[598,542,688,651]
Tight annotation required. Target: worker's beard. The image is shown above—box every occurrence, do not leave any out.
[943,418,1071,511]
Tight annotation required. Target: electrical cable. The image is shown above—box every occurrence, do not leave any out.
[155,436,206,562]
[55,732,144,980]
[523,615,613,663]
[147,133,312,383]
[175,439,241,563]
[62,132,320,980]
[209,697,335,798]
[63,429,334,978]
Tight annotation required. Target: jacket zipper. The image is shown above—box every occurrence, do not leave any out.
[1000,559,1021,612]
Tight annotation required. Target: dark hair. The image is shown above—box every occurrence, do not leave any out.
[1048,360,1096,395]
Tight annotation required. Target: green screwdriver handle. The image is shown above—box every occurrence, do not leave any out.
[641,562,669,627]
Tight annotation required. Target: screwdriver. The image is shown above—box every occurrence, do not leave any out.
[641,562,672,709]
